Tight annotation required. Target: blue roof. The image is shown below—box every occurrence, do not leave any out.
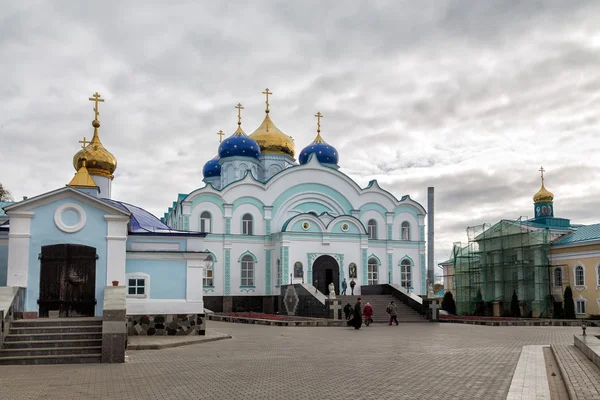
[203,155,221,178]
[218,130,260,159]
[0,201,15,217]
[553,223,600,246]
[101,199,176,233]
[299,136,338,165]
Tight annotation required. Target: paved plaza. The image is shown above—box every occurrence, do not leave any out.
[0,321,596,400]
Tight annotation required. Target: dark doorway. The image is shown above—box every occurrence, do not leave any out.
[39,244,97,318]
[312,255,339,296]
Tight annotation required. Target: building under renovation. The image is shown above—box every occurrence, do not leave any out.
[445,169,576,317]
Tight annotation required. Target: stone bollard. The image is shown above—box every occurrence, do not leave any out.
[102,286,127,363]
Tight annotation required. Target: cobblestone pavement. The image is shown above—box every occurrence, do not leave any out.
[552,344,600,399]
[0,322,596,400]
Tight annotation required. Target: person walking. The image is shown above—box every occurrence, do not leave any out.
[363,302,374,326]
[387,301,399,326]
[350,298,363,329]
[341,278,348,295]
[350,279,356,295]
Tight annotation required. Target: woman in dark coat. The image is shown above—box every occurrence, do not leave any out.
[351,298,363,329]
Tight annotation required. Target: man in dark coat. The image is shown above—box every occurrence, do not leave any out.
[343,303,352,320]
[351,298,363,329]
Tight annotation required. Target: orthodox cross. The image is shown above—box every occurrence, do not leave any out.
[217,130,225,143]
[235,103,244,126]
[329,300,342,320]
[315,111,323,133]
[79,137,89,149]
[88,92,104,120]
[539,166,545,184]
[262,88,272,112]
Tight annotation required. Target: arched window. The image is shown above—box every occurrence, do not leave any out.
[401,221,410,241]
[367,258,378,285]
[553,267,562,287]
[367,219,377,240]
[401,259,412,289]
[241,254,254,286]
[242,214,253,235]
[203,254,214,286]
[200,211,212,233]
[575,265,585,286]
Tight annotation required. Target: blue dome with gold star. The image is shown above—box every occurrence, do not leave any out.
[218,128,261,159]
[202,155,221,178]
[299,132,338,165]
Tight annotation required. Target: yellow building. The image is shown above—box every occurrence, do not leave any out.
[549,224,600,318]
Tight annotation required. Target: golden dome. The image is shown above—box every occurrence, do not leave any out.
[73,120,117,179]
[249,114,295,157]
[533,183,554,203]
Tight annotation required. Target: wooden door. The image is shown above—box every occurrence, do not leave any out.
[39,244,96,317]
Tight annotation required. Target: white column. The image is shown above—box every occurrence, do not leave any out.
[105,215,129,286]
[185,255,209,311]
[92,175,112,199]
[6,211,34,287]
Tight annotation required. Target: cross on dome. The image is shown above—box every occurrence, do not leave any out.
[262,88,272,113]
[88,92,104,121]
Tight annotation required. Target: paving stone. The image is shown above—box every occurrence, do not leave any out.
[0,322,597,400]
[552,344,600,400]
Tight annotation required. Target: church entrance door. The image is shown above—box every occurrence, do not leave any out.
[312,255,339,296]
[39,244,97,318]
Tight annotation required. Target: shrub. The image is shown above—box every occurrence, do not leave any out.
[474,289,485,316]
[510,290,521,318]
[441,292,457,315]
[553,299,564,319]
[563,286,576,319]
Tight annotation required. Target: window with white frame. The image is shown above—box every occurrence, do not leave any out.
[241,254,254,286]
[553,267,562,287]
[367,219,377,240]
[127,273,149,298]
[597,264,600,287]
[575,265,585,286]
[203,255,214,286]
[367,258,378,285]
[576,297,586,314]
[401,259,412,288]
[401,221,410,241]
[242,214,253,235]
[200,211,212,233]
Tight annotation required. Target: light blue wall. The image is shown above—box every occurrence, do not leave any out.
[126,237,186,251]
[330,221,361,234]
[291,220,322,233]
[126,259,187,299]
[293,202,333,215]
[272,183,353,215]
[0,244,8,286]
[27,197,109,316]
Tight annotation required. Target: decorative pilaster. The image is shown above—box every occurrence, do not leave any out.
[224,248,231,295]
[265,249,272,295]
[266,220,271,236]
[183,215,189,231]
[388,253,393,283]
[420,254,426,294]
[420,225,425,242]
[283,246,289,284]
[362,248,368,283]
[225,218,231,234]
[339,254,345,291]
[387,224,392,240]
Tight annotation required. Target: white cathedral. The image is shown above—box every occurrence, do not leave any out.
[163,90,427,312]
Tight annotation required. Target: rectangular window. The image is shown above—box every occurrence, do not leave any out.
[200,218,211,233]
[576,300,586,315]
[128,278,146,297]
[576,268,585,286]
[203,268,213,287]
[554,268,562,286]
[243,220,253,235]
[401,269,412,288]
[241,260,254,286]
[368,264,378,285]
[368,225,376,240]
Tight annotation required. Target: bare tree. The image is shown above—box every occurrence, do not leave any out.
[0,183,14,202]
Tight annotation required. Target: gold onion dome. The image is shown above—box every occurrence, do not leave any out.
[249,114,295,157]
[73,119,117,179]
[533,183,554,203]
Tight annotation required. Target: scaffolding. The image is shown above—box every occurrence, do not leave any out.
[452,217,553,317]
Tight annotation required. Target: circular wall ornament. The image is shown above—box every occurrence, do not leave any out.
[341,223,349,232]
[54,203,87,233]
[302,221,310,230]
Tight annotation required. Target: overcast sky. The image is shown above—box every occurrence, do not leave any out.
[1,1,599,272]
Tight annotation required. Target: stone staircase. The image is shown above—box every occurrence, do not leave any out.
[336,295,425,323]
[0,317,103,365]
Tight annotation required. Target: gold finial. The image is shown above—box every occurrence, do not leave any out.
[88,92,104,123]
[262,88,272,113]
[79,137,89,149]
[539,166,545,184]
[217,130,225,143]
[235,103,244,126]
[315,111,323,133]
